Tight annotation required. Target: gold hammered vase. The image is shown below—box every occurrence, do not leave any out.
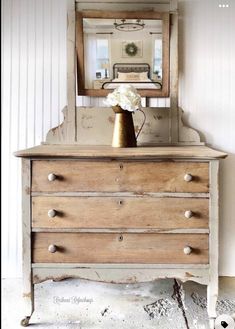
[112,105,137,148]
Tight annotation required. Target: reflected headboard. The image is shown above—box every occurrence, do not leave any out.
[113,63,150,79]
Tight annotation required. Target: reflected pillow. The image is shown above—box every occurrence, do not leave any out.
[117,72,128,80]
[118,72,141,81]
[117,71,149,81]
[125,73,141,80]
[139,71,148,80]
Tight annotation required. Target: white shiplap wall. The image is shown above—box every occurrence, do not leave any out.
[178,0,235,276]
[2,0,235,277]
[1,0,67,278]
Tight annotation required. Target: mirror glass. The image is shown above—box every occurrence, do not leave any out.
[83,18,163,91]
[76,11,169,97]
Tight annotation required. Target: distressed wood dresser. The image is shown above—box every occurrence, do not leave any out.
[14,1,228,328]
[15,145,227,327]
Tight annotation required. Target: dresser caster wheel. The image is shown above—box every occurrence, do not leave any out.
[20,316,30,327]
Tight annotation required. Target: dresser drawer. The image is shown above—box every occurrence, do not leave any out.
[32,196,209,229]
[32,233,208,264]
[32,161,209,193]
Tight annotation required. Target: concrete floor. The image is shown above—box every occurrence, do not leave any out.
[2,277,235,329]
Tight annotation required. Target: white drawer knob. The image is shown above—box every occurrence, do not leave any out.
[48,173,57,182]
[48,244,57,253]
[184,210,193,219]
[48,209,57,218]
[184,173,193,182]
[183,246,192,255]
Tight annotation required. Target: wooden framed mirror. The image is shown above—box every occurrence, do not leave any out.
[76,11,170,97]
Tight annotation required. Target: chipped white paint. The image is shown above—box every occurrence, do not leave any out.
[76,107,170,145]
[32,267,209,285]
[179,108,201,144]
[46,106,201,145]
[207,160,219,326]
[47,106,169,144]
[65,0,76,142]
[32,263,210,269]
[75,1,171,16]
[21,159,34,316]
[169,5,179,142]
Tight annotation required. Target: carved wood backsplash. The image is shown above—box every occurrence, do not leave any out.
[46,107,200,145]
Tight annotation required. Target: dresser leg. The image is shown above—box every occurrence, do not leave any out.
[208,318,215,329]
[21,281,34,326]
[207,281,218,329]
[208,160,219,329]
[21,158,35,326]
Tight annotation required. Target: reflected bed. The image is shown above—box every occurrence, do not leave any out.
[101,63,162,90]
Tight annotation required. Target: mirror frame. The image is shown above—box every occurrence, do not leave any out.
[76,10,170,97]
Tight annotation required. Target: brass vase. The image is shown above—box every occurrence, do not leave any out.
[112,106,137,148]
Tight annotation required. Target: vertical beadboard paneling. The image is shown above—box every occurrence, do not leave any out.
[35,0,44,144]
[2,0,13,279]
[43,0,52,136]
[2,0,67,278]
[179,0,235,276]
[10,0,21,280]
[27,0,36,147]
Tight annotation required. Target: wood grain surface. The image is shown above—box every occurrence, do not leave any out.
[32,160,209,193]
[15,145,227,159]
[32,196,209,229]
[32,232,209,264]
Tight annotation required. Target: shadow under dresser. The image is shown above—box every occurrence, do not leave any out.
[15,145,227,327]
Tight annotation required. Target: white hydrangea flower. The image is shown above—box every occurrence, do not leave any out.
[104,84,142,112]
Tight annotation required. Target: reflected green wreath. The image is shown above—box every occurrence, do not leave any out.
[125,42,138,56]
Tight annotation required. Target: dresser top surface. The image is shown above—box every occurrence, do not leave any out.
[14,145,227,159]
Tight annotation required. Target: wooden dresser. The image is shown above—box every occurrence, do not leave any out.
[15,145,227,327]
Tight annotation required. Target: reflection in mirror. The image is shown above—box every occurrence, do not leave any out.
[83,18,163,90]
[76,11,169,97]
